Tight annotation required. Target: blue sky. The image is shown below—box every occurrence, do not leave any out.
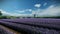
[0,0,60,17]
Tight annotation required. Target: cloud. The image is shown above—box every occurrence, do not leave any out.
[28,9,32,12]
[43,3,47,6]
[0,9,33,17]
[16,10,25,13]
[14,9,33,17]
[36,5,60,17]
[18,9,32,12]
[17,9,32,14]
[0,9,19,16]
[48,5,54,8]
[34,4,41,8]
[1,5,60,17]
[0,9,12,15]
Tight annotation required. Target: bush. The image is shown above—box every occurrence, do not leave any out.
[0,16,7,19]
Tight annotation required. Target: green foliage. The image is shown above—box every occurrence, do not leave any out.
[36,16,60,18]
[0,11,2,16]
[0,16,7,19]
[0,16,17,19]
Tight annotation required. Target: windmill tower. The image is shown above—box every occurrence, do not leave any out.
[34,4,41,18]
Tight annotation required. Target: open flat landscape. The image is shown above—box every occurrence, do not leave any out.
[0,0,60,34]
[0,18,60,34]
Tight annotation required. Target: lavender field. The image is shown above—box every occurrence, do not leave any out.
[0,18,60,34]
[0,0,60,34]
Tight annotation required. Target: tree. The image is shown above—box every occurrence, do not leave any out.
[0,11,2,16]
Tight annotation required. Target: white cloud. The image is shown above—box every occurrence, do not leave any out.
[36,5,60,17]
[0,9,33,17]
[17,9,32,13]
[34,4,41,8]
[0,9,12,15]
[16,10,25,13]
[48,5,54,9]
[0,9,19,16]
[28,9,32,11]
[14,9,33,17]
[43,3,47,6]
[1,5,60,17]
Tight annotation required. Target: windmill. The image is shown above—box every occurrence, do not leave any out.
[34,4,41,18]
